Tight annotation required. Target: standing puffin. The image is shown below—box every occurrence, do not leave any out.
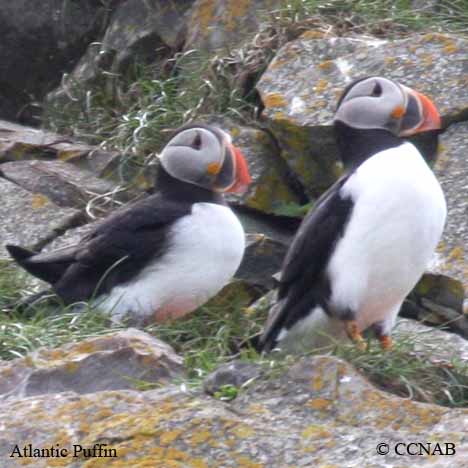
[259,77,446,353]
[7,124,251,324]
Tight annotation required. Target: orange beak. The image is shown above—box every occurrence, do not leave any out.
[225,144,252,194]
[400,86,441,136]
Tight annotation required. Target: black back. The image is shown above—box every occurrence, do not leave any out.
[259,174,354,351]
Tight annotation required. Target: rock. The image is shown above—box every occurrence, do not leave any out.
[401,273,467,339]
[185,0,281,53]
[222,120,304,215]
[1,355,467,467]
[203,360,263,396]
[0,0,109,124]
[430,122,468,292]
[257,32,468,196]
[0,160,119,210]
[236,233,286,289]
[393,319,468,363]
[0,329,184,400]
[204,279,262,311]
[0,178,84,256]
[48,0,194,111]
[235,208,298,243]
[0,119,121,178]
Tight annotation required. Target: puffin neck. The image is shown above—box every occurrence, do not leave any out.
[334,121,403,170]
[156,166,225,205]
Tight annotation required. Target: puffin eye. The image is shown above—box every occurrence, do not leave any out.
[191,132,202,150]
[371,82,383,97]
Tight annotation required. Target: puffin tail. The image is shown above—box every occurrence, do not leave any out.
[257,300,284,353]
[6,244,70,285]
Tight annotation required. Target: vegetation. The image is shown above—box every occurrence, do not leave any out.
[1,262,467,407]
[3,1,467,409]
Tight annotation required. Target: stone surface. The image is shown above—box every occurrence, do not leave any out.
[0,0,108,124]
[0,178,83,256]
[401,273,467,339]
[0,120,121,178]
[0,160,118,210]
[0,329,184,400]
[48,0,193,110]
[236,233,286,290]
[393,319,468,363]
[222,120,303,215]
[257,32,468,197]
[431,122,468,292]
[235,208,298,245]
[258,32,468,127]
[185,0,281,53]
[203,360,263,396]
[0,355,467,467]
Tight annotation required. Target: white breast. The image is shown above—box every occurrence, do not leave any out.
[96,203,245,323]
[327,142,446,330]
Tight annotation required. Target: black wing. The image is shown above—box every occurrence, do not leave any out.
[7,193,193,304]
[259,173,355,351]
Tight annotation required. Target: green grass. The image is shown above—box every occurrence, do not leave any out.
[279,0,468,37]
[1,260,467,408]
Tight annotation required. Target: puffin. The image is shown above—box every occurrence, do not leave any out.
[6,124,251,324]
[259,76,446,353]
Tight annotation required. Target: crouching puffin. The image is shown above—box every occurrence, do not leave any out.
[6,124,251,324]
[259,77,446,353]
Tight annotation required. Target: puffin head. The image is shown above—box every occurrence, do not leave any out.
[334,76,441,137]
[159,124,251,193]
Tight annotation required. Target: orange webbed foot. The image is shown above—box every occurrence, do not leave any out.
[344,320,367,350]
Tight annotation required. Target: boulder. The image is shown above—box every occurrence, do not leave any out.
[0,160,119,210]
[47,0,194,111]
[185,0,281,53]
[222,120,303,215]
[393,319,468,363]
[203,360,263,396]
[257,32,468,197]
[401,273,467,339]
[0,329,184,400]
[0,355,467,467]
[236,233,286,290]
[0,178,83,256]
[0,120,121,178]
[0,0,110,124]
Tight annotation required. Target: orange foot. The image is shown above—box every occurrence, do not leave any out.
[378,335,393,350]
[344,320,367,350]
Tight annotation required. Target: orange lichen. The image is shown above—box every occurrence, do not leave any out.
[307,398,332,411]
[31,193,49,209]
[262,93,287,108]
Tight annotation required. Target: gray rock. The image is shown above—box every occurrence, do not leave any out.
[0,355,466,467]
[0,178,83,256]
[0,0,109,124]
[0,329,184,400]
[401,273,467,339]
[203,360,263,396]
[393,319,468,363]
[236,233,286,289]
[48,0,193,109]
[218,119,303,216]
[185,0,281,53]
[0,119,121,178]
[0,160,119,210]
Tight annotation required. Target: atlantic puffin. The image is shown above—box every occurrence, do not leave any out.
[7,124,251,324]
[259,77,446,353]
